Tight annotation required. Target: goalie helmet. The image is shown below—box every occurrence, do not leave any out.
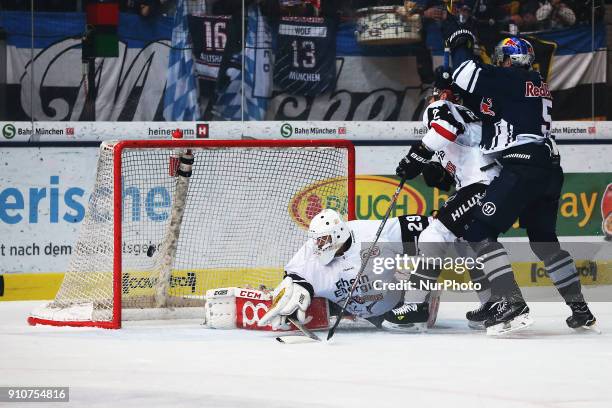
[493,37,535,68]
[308,209,351,265]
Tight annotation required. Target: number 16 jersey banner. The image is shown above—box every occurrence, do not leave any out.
[274,16,337,97]
[188,15,232,82]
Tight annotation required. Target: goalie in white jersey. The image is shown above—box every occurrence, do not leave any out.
[259,209,435,332]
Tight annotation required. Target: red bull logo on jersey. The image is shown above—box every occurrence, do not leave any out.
[480,98,495,116]
[525,81,552,98]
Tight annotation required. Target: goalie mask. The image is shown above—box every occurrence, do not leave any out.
[308,209,351,265]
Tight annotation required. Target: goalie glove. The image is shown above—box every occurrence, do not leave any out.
[258,276,312,330]
[396,143,434,180]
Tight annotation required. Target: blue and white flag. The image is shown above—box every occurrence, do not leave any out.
[163,0,200,121]
[244,4,273,120]
[213,4,272,121]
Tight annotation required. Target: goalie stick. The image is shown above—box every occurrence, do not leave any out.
[326,176,408,341]
[276,317,321,344]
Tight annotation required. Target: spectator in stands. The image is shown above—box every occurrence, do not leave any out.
[567,0,605,25]
[122,0,164,18]
[535,0,576,29]
[507,0,540,31]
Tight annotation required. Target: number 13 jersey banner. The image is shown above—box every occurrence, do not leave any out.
[274,16,337,96]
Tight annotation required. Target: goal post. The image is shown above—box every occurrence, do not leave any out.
[28,139,355,329]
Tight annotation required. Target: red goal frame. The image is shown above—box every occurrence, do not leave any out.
[28,139,355,329]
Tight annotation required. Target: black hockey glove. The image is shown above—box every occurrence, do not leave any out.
[442,15,477,52]
[396,144,434,180]
[434,66,453,90]
[422,162,455,191]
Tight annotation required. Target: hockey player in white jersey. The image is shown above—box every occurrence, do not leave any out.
[258,209,435,332]
[393,72,501,330]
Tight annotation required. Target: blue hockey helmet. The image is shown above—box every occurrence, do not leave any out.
[493,37,535,68]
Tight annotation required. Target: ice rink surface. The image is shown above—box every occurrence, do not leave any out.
[1,299,611,408]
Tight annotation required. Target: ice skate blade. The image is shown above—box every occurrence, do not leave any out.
[381,321,428,333]
[276,335,320,344]
[573,323,602,335]
[467,320,485,331]
[486,314,534,336]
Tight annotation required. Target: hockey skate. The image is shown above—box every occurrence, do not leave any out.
[567,302,600,333]
[466,301,496,330]
[485,299,533,336]
[382,302,429,332]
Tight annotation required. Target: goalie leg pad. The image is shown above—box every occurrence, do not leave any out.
[205,286,327,331]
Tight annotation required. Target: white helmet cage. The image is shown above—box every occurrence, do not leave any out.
[308,209,351,265]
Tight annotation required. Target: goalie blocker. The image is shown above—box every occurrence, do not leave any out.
[204,287,330,331]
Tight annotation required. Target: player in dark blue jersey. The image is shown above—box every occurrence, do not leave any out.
[442,37,597,335]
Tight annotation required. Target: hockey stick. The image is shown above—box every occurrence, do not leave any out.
[443,41,451,70]
[326,176,408,341]
[276,317,321,344]
[443,0,454,69]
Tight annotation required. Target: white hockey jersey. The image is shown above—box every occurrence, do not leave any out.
[284,217,425,319]
[421,100,499,189]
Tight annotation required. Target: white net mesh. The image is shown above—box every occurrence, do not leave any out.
[30,140,353,327]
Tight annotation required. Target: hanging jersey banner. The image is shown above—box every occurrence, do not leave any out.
[274,16,336,96]
[188,14,232,81]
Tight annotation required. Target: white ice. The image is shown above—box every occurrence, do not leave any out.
[1,298,611,408]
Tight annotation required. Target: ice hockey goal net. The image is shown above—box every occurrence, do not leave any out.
[28,139,355,328]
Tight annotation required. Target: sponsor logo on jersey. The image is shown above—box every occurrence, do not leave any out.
[479,98,495,116]
[351,293,383,304]
[481,202,497,216]
[525,81,551,98]
[450,193,485,222]
[334,275,373,298]
[502,153,531,160]
[445,161,457,176]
